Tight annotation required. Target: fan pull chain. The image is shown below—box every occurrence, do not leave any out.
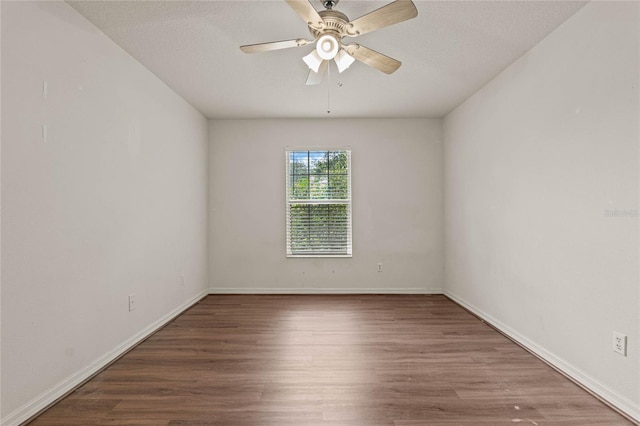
[327,62,331,114]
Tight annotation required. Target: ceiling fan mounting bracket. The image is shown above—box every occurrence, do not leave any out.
[323,0,339,10]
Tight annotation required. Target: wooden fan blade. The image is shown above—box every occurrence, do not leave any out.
[240,38,312,54]
[285,0,323,29]
[344,44,401,74]
[346,0,417,37]
[305,60,328,85]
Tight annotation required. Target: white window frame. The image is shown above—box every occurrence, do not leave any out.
[285,148,352,258]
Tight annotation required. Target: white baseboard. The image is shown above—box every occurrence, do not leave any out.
[2,289,209,426]
[209,287,444,295]
[444,290,640,424]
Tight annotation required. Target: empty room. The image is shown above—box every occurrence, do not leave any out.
[1,0,638,425]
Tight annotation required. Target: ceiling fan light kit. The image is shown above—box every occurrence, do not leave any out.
[240,0,418,85]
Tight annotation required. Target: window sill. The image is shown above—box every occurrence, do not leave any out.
[287,254,353,258]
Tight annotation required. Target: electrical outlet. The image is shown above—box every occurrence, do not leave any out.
[128,294,136,312]
[377,263,383,272]
[613,332,627,356]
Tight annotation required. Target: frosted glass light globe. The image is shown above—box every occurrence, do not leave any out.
[335,49,355,73]
[316,34,339,60]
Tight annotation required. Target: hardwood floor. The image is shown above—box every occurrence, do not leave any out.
[29,295,633,425]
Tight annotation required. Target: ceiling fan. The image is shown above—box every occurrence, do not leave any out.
[240,0,418,85]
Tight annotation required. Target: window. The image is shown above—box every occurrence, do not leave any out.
[286,150,352,257]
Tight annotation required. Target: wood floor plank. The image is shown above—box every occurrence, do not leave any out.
[28,295,633,425]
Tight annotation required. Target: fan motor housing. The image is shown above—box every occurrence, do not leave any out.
[309,9,352,39]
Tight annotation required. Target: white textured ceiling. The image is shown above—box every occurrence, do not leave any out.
[67,0,587,119]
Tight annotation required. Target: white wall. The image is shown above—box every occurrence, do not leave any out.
[209,119,443,293]
[444,1,639,419]
[1,2,209,423]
